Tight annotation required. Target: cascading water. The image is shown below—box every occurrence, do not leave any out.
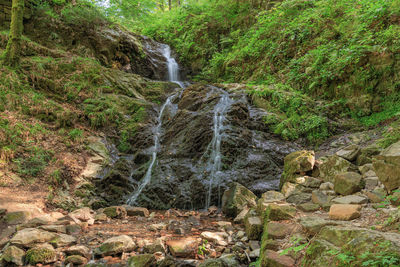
[127,45,185,205]
[203,89,233,209]
[163,46,185,89]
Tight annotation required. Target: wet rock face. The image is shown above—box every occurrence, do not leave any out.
[98,85,300,209]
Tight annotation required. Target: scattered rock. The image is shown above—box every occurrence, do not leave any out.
[295,176,322,188]
[281,150,315,187]
[297,203,320,212]
[96,235,136,256]
[364,176,379,191]
[166,237,199,258]
[128,254,156,267]
[318,155,354,182]
[286,192,312,205]
[249,248,260,259]
[66,224,82,235]
[49,233,76,248]
[312,190,334,207]
[65,245,92,258]
[373,141,400,191]
[39,225,67,234]
[266,222,295,239]
[299,216,341,235]
[25,244,56,265]
[336,144,360,161]
[124,206,149,217]
[245,216,263,240]
[200,232,227,246]
[329,204,361,220]
[65,255,88,265]
[2,245,25,265]
[319,182,334,191]
[334,172,362,195]
[103,206,127,219]
[221,183,257,218]
[69,207,95,225]
[265,204,296,220]
[332,195,368,204]
[261,250,295,267]
[365,190,385,203]
[233,207,250,223]
[3,211,29,225]
[10,228,56,247]
[304,226,400,266]
[94,213,108,222]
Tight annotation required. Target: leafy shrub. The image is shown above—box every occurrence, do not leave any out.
[14,147,53,178]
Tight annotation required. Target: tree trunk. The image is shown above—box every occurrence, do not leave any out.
[2,0,24,67]
[168,0,171,10]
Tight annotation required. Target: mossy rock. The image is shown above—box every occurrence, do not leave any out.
[3,211,29,225]
[127,254,156,267]
[103,206,127,219]
[281,150,315,188]
[25,247,56,265]
[2,245,25,266]
[221,182,257,218]
[65,255,88,265]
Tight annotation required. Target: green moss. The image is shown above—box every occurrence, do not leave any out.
[25,247,55,265]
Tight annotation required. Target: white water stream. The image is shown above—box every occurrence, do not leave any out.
[127,45,184,205]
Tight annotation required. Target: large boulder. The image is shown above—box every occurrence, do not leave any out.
[373,141,400,191]
[10,228,56,248]
[281,150,315,187]
[221,183,257,218]
[318,155,354,182]
[334,172,362,195]
[303,226,400,266]
[95,235,136,256]
[244,216,263,240]
[2,245,25,265]
[335,144,360,161]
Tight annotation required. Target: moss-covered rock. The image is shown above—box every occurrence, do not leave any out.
[95,235,136,256]
[281,150,315,188]
[318,155,354,183]
[127,254,156,267]
[3,211,29,225]
[2,245,25,265]
[245,216,263,240]
[103,206,127,219]
[373,141,400,191]
[25,245,56,265]
[303,226,400,266]
[221,182,257,218]
[65,255,88,265]
[333,172,362,195]
[265,204,296,221]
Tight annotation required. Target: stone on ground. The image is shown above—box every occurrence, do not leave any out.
[373,140,400,191]
[329,204,361,220]
[297,202,320,212]
[266,222,295,239]
[318,155,353,182]
[25,244,56,265]
[103,206,127,219]
[299,216,341,235]
[50,233,77,248]
[336,144,360,161]
[65,245,92,258]
[281,150,315,187]
[261,250,295,267]
[200,231,227,246]
[295,176,322,188]
[245,216,263,240]
[221,182,257,218]
[10,228,56,247]
[3,211,29,225]
[2,245,25,265]
[124,206,149,217]
[95,235,136,256]
[334,172,362,195]
[69,207,95,225]
[265,204,296,220]
[332,195,368,204]
[65,255,88,265]
[166,237,199,258]
[128,254,156,267]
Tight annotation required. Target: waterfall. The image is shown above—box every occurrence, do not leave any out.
[162,46,185,89]
[204,90,233,209]
[127,45,185,205]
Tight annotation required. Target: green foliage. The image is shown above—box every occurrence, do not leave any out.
[14,147,53,178]
[68,128,84,142]
[249,84,331,143]
[376,121,400,148]
[280,237,308,256]
[61,1,107,26]
[197,239,208,256]
[142,0,400,101]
